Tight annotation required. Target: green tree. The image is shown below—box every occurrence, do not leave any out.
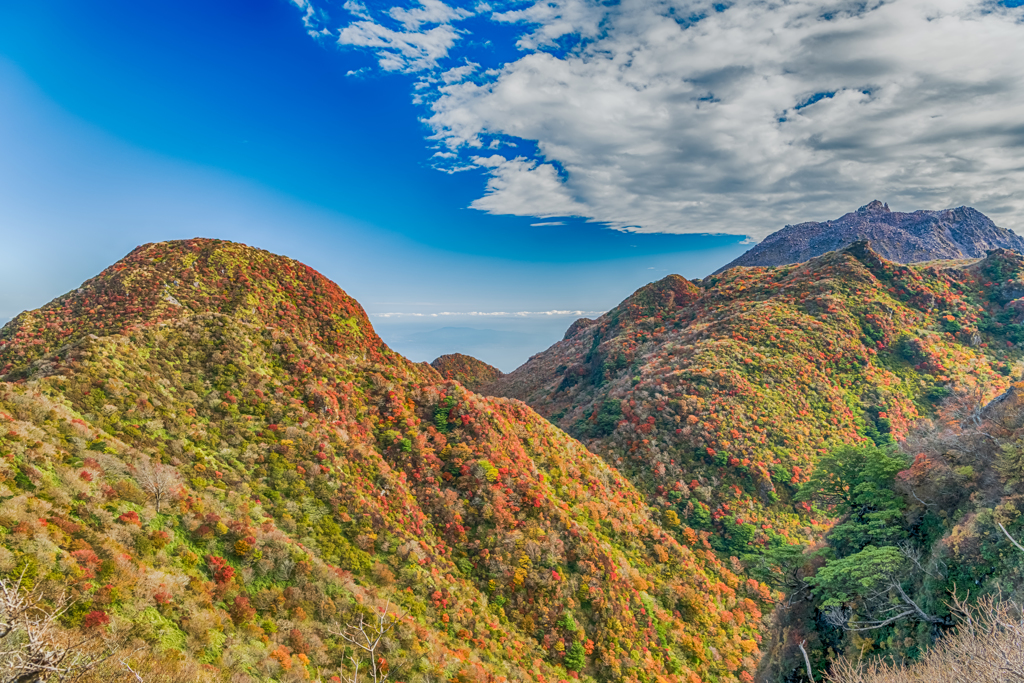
[807,545,906,607]
[798,443,909,555]
[564,640,586,672]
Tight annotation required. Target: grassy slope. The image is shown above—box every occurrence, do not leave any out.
[0,239,766,683]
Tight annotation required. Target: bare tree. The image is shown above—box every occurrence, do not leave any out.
[797,640,816,682]
[133,456,180,514]
[998,523,1024,554]
[330,600,401,683]
[827,595,1024,683]
[0,571,113,683]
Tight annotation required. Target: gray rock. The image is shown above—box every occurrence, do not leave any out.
[717,201,1024,273]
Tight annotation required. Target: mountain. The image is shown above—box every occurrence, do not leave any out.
[716,201,1024,273]
[430,353,504,392]
[0,239,765,683]
[485,242,1024,562]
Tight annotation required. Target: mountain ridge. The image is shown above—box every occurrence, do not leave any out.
[716,201,1024,273]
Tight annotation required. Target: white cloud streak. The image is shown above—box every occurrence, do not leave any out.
[373,309,605,318]
[302,0,1024,238]
[335,0,473,73]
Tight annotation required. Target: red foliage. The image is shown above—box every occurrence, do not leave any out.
[231,595,256,625]
[83,610,110,630]
[117,511,141,526]
[206,555,235,585]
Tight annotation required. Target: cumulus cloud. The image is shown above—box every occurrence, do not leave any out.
[470,155,590,218]
[491,0,606,49]
[304,0,1024,237]
[441,62,479,83]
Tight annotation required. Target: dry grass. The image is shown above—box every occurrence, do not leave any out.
[828,596,1024,683]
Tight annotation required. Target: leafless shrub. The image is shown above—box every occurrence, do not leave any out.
[0,571,114,683]
[827,595,1024,683]
[132,457,180,514]
[330,600,401,683]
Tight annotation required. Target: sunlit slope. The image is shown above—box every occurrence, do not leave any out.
[430,353,504,392]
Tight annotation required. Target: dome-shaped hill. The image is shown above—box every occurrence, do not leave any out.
[0,238,389,376]
[616,274,701,325]
[430,353,503,391]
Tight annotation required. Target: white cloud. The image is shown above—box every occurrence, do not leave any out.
[338,21,462,72]
[292,0,330,36]
[491,0,606,49]
[342,1,371,20]
[331,1,473,73]
[390,0,473,30]
[441,62,479,83]
[373,309,605,318]
[470,155,589,218]
[304,0,1024,237]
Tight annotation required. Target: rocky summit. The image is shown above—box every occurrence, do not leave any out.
[717,201,1024,273]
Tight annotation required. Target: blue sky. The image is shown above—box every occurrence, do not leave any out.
[2,0,1023,370]
[0,0,749,370]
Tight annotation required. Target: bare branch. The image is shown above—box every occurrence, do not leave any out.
[0,573,116,683]
[133,456,181,514]
[797,640,815,682]
[999,523,1024,554]
[332,600,402,683]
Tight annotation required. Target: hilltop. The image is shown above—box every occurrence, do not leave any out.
[430,353,504,392]
[0,239,766,683]
[717,201,1024,273]
[486,242,1024,558]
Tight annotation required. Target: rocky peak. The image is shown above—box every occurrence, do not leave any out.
[858,200,891,213]
[717,202,1024,273]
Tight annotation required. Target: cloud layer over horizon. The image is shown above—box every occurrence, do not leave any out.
[297,0,1024,238]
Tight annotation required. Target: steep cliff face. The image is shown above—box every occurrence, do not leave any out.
[0,239,767,683]
[486,244,1024,558]
[717,201,1024,273]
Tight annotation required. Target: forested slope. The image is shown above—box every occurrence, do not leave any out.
[487,243,1024,561]
[430,354,504,392]
[0,239,768,683]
